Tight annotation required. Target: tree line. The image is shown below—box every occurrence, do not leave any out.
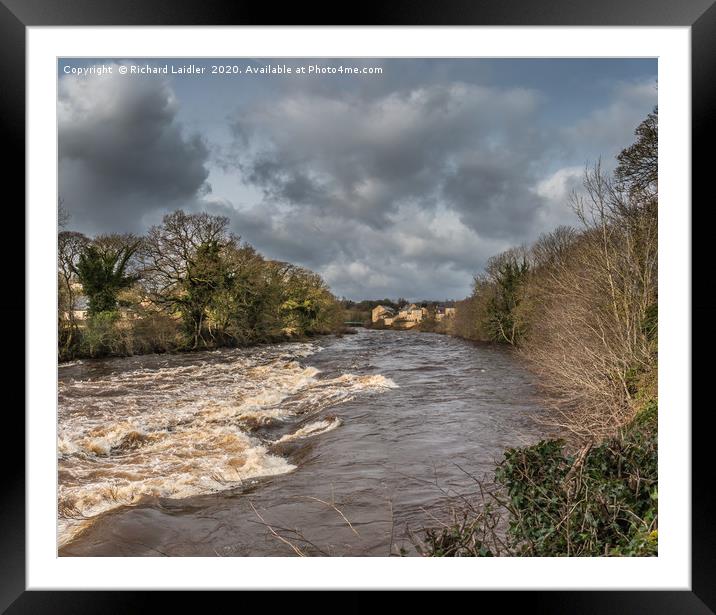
[58,210,344,360]
[439,109,658,439]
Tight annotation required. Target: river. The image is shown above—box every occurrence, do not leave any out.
[58,329,554,556]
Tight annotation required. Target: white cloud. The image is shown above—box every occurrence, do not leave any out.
[561,77,657,163]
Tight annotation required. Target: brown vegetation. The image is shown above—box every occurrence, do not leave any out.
[445,109,658,440]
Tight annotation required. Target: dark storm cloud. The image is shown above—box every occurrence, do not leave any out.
[442,151,542,238]
[216,81,557,297]
[215,73,656,298]
[227,83,548,233]
[58,59,657,299]
[58,65,210,234]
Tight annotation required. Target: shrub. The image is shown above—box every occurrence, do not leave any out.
[418,404,657,557]
[80,311,122,357]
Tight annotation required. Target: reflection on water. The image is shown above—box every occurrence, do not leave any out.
[59,329,553,556]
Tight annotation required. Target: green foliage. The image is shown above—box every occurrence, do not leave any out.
[74,240,139,315]
[627,397,658,434]
[180,240,234,347]
[340,298,402,313]
[419,404,657,557]
[59,211,344,359]
[278,268,342,336]
[496,430,657,556]
[80,311,122,357]
[485,256,529,344]
[494,406,657,557]
[616,107,658,197]
[420,509,498,557]
[623,305,658,397]
[642,303,658,344]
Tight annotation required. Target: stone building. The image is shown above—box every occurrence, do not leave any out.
[371,305,396,323]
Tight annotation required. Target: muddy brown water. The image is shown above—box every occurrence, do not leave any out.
[58,329,555,556]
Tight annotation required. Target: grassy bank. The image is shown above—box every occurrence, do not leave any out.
[59,316,349,363]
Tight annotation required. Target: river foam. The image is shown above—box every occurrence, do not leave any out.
[57,342,397,547]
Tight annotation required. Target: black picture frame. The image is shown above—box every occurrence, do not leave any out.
[6,0,713,610]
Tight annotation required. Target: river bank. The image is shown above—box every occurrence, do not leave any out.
[58,325,356,365]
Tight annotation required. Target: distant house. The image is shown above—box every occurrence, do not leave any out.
[63,292,159,322]
[66,295,88,321]
[398,304,425,323]
[372,302,454,328]
[371,305,396,323]
[435,306,456,321]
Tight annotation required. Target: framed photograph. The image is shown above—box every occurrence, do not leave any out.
[8,0,712,610]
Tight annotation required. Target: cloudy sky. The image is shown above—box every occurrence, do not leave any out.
[58,58,657,300]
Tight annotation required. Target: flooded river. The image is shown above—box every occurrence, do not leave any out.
[58,329,554,556]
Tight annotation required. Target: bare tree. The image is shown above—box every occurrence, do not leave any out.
[530,226,578,270]
[58,231,89,354]
[520,161,657,438]
[140,210,236,347]
[58,198,71,230]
